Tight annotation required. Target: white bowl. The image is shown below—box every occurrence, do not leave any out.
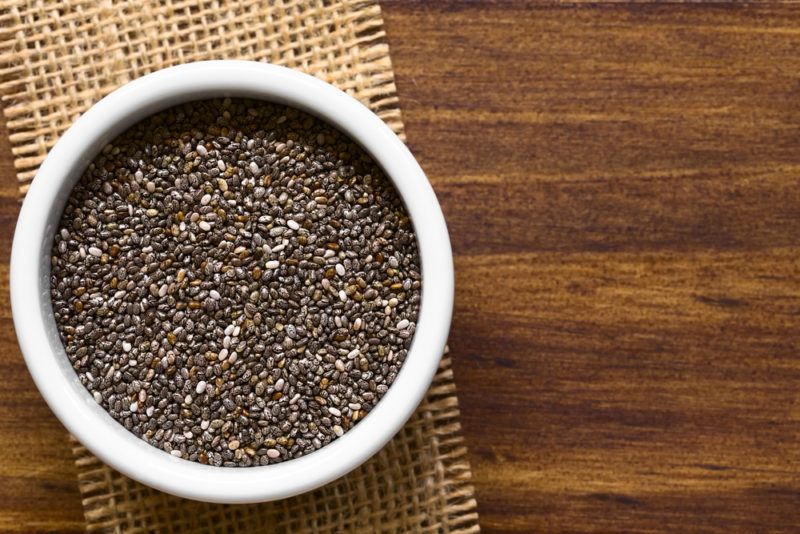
[10,61,453,503]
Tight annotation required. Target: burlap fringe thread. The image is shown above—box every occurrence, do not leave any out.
[0,0,479,532]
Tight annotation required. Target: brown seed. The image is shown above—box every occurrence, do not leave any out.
[50,97,421,469]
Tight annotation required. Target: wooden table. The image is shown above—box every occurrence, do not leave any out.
[3,2,800,532]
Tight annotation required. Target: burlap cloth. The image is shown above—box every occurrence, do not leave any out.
[0,1,480,532]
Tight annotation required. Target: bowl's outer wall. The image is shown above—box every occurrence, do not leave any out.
[11,61,454,503]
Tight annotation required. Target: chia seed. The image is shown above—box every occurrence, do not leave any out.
[49,98,422,467]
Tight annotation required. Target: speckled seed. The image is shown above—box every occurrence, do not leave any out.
[50,97,421,468]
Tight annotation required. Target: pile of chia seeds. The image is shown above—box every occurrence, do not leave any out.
[50,98,421,467]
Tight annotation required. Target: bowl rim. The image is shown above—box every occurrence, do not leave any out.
[10,60,453,503]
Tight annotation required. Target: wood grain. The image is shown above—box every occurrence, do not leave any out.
[3,1,800,532]
[380,2,800,532]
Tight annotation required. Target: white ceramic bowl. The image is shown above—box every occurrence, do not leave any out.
[10,61,453,503]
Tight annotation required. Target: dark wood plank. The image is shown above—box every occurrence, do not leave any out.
[381,2,800,532]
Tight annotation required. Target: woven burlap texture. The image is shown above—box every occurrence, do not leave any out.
[0,0,479,532]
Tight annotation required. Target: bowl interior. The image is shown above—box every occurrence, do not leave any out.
[14,61,453,503]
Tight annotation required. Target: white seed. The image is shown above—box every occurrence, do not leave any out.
[233,326,241,337]
[353,318,362,331]
[328,407,341,417]
[171,450,183,457]
[92,391,102,403]
[265,260,280,269]
[209,289,221,300]
[287,219,300,231]
[134,170,144,181]
[335,360,345,372]
[129,401,138,413]
[228,351,238,364]
[184,394,192,404]
[200,194,212,205]
[146,406,155,417]
[275,378,285,391]
[347,348,360,360]
[396,319,410,330]
[219,348,229,361]
[335,264,345,277]
[198,221,211,231]
[158,284,168,297]
[267,448,281,459]
[338,290,347,302]
[348,403,361,411]
[195,381,207,394]
[224,324,235,336]
[333,425,344,437]
[146,181,155,193]
[196,144,208,156]
[217,160,226,171]
[200,420,209,430]
[88,247,102,257]
[249,161,259,174]
[122,341,132,352]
